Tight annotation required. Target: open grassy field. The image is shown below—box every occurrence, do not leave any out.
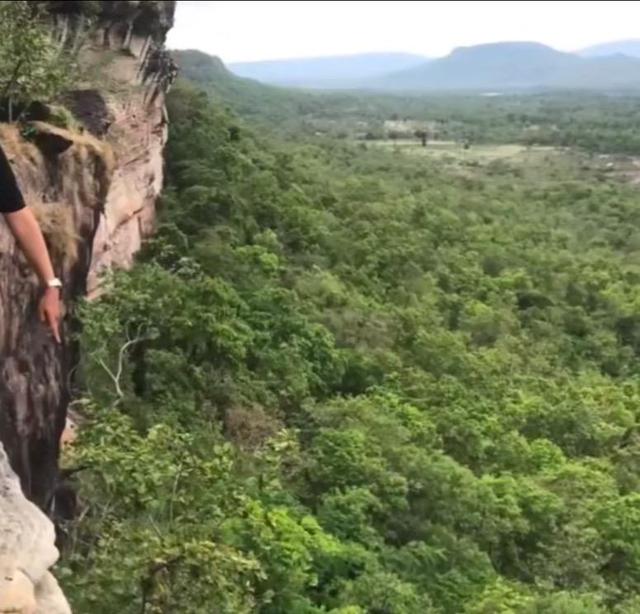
[373,139,557,161]
[368,138,640,189]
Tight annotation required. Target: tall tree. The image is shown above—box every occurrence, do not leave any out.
[0,1,75,121]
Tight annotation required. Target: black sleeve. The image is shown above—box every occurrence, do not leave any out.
[0,142,25,214]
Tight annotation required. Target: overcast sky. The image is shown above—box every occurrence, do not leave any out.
[167,1,640,63]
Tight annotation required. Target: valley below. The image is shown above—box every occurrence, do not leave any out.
[60,52,640,612]
[2,4,640,610]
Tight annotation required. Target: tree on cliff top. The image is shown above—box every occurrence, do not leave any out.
[0,1,75,121]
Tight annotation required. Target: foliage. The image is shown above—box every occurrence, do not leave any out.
[60,79,640,612]
[0,1,76,121]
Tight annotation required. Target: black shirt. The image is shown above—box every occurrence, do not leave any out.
[0,142,25,214]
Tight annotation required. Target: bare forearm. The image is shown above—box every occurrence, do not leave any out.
[5,207,56,284]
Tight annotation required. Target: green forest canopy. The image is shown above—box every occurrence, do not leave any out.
[59,66,640,613]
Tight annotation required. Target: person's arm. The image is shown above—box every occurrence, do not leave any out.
[5,208,62,343]
[0,142,61,343]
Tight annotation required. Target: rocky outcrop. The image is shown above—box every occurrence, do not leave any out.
[0,121,112,510]
[0,443,71,613]
[46,0,178,298]
[0,1,176,511]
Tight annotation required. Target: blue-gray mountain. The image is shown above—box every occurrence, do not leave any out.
[229,52,428,89]
[579,39,640,59]
[227,42,640,92]
[374,42,640,91]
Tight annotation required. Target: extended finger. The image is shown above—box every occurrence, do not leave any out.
[47,310,61,344]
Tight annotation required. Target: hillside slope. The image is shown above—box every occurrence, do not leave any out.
[173,49,309,120]
[173,49,404,129]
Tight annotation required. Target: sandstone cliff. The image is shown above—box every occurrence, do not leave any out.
[0,446,71,613]
[0,4,176,607]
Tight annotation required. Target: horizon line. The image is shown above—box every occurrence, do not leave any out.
[173,37,638,66]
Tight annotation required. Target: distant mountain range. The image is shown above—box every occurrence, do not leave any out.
[225,40,640,92]
[229,53,427,89]
[579,39,640,59]
[375,42,640,91]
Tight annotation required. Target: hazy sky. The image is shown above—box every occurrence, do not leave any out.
[167,1,640,63]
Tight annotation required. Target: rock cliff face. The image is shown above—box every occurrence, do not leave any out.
[0,0,176,511]
[0,446,71,613]
[0,3,176,608]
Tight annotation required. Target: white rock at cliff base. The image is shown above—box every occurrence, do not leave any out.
[0,445,71,613]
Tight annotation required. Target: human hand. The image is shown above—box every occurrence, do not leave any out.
[39,287,62,344]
